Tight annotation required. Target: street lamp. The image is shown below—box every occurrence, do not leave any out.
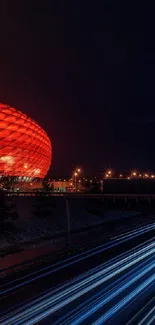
[105,170,112,178]
[74,172,78,192]
[73,167,82,192]
[132,171,137,177]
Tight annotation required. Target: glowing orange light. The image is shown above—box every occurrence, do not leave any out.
[77,168,81,173]
[1,155,14,165]
[132,171,137,176]
[151,175,154,178]
[74,172,78,176]
[34,169,40,175]
[0,103,52,178]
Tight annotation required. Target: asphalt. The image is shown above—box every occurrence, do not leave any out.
[0,220,154,324]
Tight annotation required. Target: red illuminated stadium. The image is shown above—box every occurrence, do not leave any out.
[0,103,52,178]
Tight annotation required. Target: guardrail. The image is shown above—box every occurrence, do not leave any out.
[5,192,155,200]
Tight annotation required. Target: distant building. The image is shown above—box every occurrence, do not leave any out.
[17,180,74,192]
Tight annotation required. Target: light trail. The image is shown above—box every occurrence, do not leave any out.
[93,275,155,325]
[126,296,155,325]
[52,255,154,325]
[0,238,152,318]
[0,221,154,296]
[138,306,155,325]
[1,239,155,325]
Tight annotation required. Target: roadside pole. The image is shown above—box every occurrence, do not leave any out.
[65,196,71,248]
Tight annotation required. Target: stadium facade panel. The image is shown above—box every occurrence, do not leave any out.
[0,103,52,178]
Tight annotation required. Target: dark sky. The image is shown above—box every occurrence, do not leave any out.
[0,1,155,175]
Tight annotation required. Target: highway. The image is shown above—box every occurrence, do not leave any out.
[0,222,154,324]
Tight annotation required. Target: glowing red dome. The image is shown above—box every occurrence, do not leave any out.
[0,103,52,178]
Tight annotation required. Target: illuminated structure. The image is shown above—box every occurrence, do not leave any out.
[0,103,52,178]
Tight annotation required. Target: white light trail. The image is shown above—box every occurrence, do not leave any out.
[1,222,154,296]
[1,239,155,325]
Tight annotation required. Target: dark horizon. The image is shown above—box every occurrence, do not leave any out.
[1,2,155,176]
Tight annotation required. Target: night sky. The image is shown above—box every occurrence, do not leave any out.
[0,2,155,176]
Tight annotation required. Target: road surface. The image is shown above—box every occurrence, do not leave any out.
[0,221,155,324]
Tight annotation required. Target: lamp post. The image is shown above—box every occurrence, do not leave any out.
[74,172,78,192]
[105,170,112,179]
[73,168,81,192]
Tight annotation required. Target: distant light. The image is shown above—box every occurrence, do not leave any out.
[34,169,40,175]
[1,155,14,165]
[70,183,73,186]
[151,175,154,178]
[132,171,137,176]
[127,177,130,180]
[24,164,28,169]
[144,174,149,178]
[105,174,109,178]
[119,174,122,177]
[77,168,81,173]
[74,172,78,176]
[107,170,112,175]
[64,179,66,181]
[139,174,142,177]
[79,180,81,183]
[90,180,92,182]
